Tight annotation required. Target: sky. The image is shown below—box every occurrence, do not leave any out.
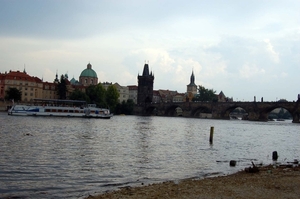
[0,0,299,102]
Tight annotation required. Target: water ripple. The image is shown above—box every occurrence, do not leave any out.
[0,113,299,198]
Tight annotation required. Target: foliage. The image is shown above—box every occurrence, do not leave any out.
[105,85,120,112]
[70,84,121,113]
[193,85,217,102]
[5,87,22,102]
[115,99,135,115]
[57,75,67,99]
[69,89,89,102]
[85,84,106,107]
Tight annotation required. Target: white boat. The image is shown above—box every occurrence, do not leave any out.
[8,99,113,119]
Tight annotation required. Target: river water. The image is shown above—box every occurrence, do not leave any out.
[0,112,299,198]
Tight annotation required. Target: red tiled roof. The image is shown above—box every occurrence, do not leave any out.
[4,71,42,82]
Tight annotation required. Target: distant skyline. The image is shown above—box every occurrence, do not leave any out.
[1,0,299,101]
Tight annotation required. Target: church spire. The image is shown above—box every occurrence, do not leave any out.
[189,70,196,86]
[23,64,27,74]
[54,70,59,83]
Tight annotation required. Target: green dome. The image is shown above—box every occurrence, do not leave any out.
[80,63,97,78]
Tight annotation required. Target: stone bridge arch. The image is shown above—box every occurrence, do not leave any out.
[222,105,250,120]
[259,105,294,121]
[137,101,300,123]
[164,105,184,116]
[191,106,212,118]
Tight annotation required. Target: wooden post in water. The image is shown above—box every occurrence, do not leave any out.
[209,126,214,144]
[272,151,278,160]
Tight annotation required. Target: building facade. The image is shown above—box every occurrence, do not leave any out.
[0,70,43,102]
[128,85,138,104]
[114,83,129,103]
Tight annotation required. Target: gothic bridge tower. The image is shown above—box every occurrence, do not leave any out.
[137,63,154,105]
[187,70,197,102]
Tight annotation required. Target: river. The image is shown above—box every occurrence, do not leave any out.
[0,112,299,198]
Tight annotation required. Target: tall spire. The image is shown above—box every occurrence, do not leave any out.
[54,70,59,83]
[23,64,26,74]
[190,70,195,85]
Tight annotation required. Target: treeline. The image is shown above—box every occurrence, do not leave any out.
[56,75,135,115]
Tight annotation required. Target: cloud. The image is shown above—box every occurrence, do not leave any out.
[239,64,265,79]
[264,39,280,63]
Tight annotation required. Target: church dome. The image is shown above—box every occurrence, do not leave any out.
[80,63,97,78]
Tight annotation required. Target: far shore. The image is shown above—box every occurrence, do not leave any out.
[86,164,300,199]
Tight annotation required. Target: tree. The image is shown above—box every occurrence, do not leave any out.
[115,99,135,115]
[193,85,217,102]
[69,89,89,102]
[5,88,22,102]
[57,75,67,99]
[105,85,120,112]
[86,84,106,107]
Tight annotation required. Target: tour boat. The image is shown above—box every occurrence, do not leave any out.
[8,99,113,119]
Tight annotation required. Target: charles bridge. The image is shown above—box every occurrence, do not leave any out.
[134,101,300,123]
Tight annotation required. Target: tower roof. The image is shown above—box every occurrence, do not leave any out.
[188,70,196,86]
[142,63,150,76]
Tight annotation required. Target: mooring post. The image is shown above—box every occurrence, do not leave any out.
[209,126,214,144]
[272,151,278,160]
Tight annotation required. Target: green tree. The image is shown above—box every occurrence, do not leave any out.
[193,85,217,102]
[69,89,89,101]
[57,75,67,99]
[115,99,135,115]
[105,85,120,112]
[5,87,22,102]
[86,84,106,107]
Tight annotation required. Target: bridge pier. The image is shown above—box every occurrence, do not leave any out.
[244,111,269,121]
[292,113,299,123]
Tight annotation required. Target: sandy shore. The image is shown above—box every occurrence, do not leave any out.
[86,164,300,199]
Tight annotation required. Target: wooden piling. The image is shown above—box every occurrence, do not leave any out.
[209,126,214,144]
[272,151,278,160]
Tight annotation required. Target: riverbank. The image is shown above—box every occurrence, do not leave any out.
[86,164,300,199]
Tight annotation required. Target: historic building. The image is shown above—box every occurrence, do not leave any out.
[186,71,197,102]
[79,63,98,86]
[137,63,154,105]
[113,83,129,103]
[0,70,43,102]
[128,85,138,104]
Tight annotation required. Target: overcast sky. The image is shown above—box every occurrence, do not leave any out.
[1,0,299,101]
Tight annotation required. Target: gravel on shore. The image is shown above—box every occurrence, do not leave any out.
[86,164,300,199]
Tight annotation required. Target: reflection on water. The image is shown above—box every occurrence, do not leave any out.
[0,113,299,198]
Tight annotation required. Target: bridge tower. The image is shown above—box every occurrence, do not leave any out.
[187,70,197,101]
[137,63,154,105]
